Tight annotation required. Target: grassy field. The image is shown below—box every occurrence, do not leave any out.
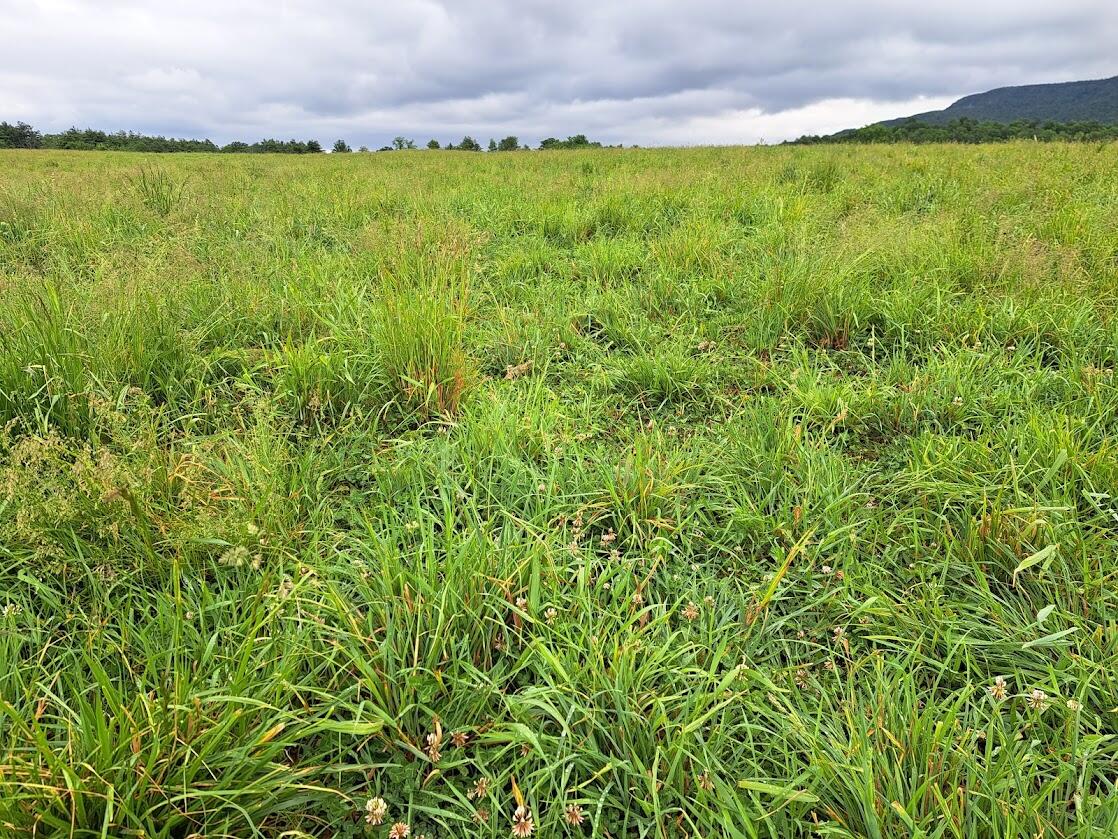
[1,143,1116,838]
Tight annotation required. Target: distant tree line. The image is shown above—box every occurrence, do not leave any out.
[1,121,611,153]
[425,134,607,151]
[538,134,603,149]
[218,138,323,154]
[0,122,325,153]
[792,117,1118,145]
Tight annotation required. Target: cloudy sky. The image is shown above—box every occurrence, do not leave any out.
[2,1,1116,147]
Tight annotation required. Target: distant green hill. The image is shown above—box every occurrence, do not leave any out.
[883,75,1118,126]
[790,75,1118,144]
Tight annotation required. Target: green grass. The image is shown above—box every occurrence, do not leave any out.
[0,143,1116,838]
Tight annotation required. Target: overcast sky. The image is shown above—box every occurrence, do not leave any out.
[2,1,1116,147]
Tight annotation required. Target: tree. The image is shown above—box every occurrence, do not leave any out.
[332,139,351,153]
[496,135,520,151]
[456,135,481,151]
[306,139,323,153]
[0,121,42,149]
[426,139,440,149]
[392,136,416,150]
[487,138,497,151]
[786,117,1118,146]
[359,145,369,152]
[539,134,601,150]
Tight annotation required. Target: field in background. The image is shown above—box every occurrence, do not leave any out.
[1,144,1116,837]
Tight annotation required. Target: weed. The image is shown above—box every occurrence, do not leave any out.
[129,165,185,216]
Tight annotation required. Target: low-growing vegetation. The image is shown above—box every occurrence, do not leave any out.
[0,143,1116,838]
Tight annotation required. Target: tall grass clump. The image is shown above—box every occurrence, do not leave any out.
[373,287,473,421]
[128,165,186,217]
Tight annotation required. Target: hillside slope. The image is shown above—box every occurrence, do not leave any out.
[884,75,1118,125]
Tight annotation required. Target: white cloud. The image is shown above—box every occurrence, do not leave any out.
[640,96,959,146]
[126,67,204,93]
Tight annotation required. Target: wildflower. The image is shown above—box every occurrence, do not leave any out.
[426,730,442,763]
[794,668,810,689]
[473,808,490,824]
[365,797,388,825]
[469,777,490,800]
[545,607,558,624]
[388,823,410,839]
[988,676,1008,702]
[564,804,585,826]
[537,483,547,493]
[601,530,616,544]
[451,730,469,748]
[520,742,532,757]
[511,805,534,837]
[1028,689,1050,711]
[821,565,832,575]
[952,396,963,406]
[631,591,644,606]
[697,771,714,792]
[218,545,250,568]
[703,595,715,608]
[515,597,529,611]
[1066,698,1082,712]
[681,601,700,621]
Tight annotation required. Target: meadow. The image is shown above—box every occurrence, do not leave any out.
[0,142,1116,838]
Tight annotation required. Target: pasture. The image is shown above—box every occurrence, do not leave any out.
[1,143,1116,837]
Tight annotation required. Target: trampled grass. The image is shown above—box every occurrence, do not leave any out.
[0,143,1116,837]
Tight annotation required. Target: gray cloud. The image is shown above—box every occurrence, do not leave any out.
[2,0,1116,146]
